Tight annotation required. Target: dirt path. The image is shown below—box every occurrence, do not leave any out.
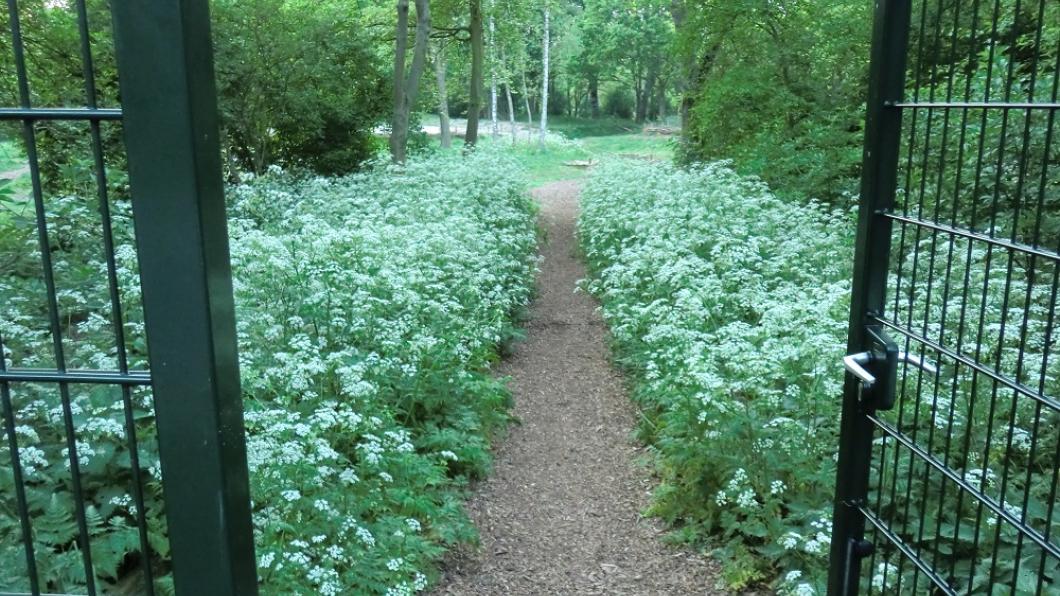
[435,181,723,595]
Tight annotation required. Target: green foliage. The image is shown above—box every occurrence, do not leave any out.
[675,0,1058,207]
[675,0,871,203]
[580,160,852,592]
[0,0,389,180]
[212,0,391,175]
[579,160,1059,593]
[0,150,537,594]
[602,87,635,119]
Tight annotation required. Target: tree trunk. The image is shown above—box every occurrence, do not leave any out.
[500,48,517,143]
[390,0,431,162]
[520,69,533,133]
[489,12,499,139]
[390,0,411,161]
[505,83,518,143]
[588,73,600,118]
[656,77,667,122]
[466,0,483,147]
[539,3,549,148]
[635,63,657,124]
[435,42,452,149]
[641,65,657,123]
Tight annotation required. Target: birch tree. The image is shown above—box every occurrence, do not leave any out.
[433,41,452,149]
[466,0,484,147]
[538,1,550,148]
[489,6,499,138]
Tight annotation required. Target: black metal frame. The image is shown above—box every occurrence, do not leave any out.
[1,1,257,594]
[829,1,915,593]
[831,0,1059,594]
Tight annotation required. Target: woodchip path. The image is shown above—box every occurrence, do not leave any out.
[434,181,725,595]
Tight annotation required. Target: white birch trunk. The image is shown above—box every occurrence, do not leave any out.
[539,3,550,148]
[489,12,499,138]
[505,82,517,143]
[435,43,452,149]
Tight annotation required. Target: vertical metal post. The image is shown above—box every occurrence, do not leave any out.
[109,2,258,594]
[827,1,913,595]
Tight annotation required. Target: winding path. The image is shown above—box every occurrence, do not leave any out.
[435,181,724,595]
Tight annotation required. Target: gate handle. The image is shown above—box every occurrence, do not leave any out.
[843,352,876,386]
[843,350,938,388]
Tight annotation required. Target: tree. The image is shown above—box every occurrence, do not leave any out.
[489,8,500,138]
[539,1,550,147]
[674,0,873,200]
[466,0,484,147]
[1,0,390,180]
[390,0,432,163]
[433,40,453,148]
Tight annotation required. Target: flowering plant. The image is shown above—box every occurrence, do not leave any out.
[578,159,1058,593]
[0,150,537,594]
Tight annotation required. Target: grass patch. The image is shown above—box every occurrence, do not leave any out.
[414,114,678,186]
[581,134,674,160]
[546,116,641,138]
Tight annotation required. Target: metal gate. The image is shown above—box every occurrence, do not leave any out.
[1,2,256,594]
[830,0,1059,594]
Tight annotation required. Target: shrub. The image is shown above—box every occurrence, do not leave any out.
[579,159,853,592]
[0,150,537,594]
[580,158,1060,593]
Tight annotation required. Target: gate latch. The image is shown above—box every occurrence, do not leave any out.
[843,327,937,410]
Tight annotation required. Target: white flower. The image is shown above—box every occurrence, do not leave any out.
[17,446,48,476]
[803,539,825,555]
[872,562,898,591]
[281,489,302,502]
[779,532,800,550]
[339,469,360,485]
[355,526,375,547]
[736,489,758,509]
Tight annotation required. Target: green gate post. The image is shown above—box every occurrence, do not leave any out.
[110,2,258,594]
[827,0,913,594]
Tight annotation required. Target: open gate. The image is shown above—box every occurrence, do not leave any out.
[830,0,1059,594]
[1,2,256,594]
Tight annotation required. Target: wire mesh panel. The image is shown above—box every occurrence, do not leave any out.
[0,1,256,594]
[831,0,1059,594]
[0,2,159,593]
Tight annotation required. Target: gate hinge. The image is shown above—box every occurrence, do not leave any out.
[850,538,874,558]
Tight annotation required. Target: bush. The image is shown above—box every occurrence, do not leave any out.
[602,86,635,120]
[579,160,853,592]
[0,0,389,184]
[0,150,537,594]
[212,0,390,176]
[579,159,1059,593]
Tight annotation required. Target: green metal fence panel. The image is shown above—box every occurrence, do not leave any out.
[0,1,256,594]
[831,0,1059,594]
